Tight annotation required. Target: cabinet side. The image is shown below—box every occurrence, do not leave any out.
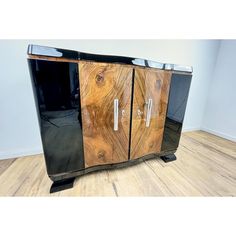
[28,59,85,180]
[161,72,192,152]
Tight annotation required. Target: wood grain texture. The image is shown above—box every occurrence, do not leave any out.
[0,158,16,175]
[79,62,133,167]
[0,131,235,196]
[28,55,79,63]
[130,68,172,159]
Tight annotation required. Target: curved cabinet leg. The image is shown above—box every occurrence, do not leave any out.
[161,154,177,163]
[50,177,75,193]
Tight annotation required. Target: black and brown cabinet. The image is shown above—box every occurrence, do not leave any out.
[27,45,192,193]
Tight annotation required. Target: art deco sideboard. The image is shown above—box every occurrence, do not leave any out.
[27,44,193,193]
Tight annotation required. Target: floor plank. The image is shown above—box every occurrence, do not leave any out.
[0,131,235,196]
[0,158,16,176]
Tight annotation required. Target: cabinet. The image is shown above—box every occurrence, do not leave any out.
[27,44,192,193]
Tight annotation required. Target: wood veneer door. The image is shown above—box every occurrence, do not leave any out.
[79,62,133,168]
[130,68,172,160]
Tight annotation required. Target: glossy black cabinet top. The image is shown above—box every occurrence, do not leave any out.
[28,44,193,73]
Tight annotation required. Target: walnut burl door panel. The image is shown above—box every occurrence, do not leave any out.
[130,68,172,160]
[79,62,133,168]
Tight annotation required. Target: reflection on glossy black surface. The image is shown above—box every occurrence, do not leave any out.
[28,44,194,72]
[28,59,84,177]
[28,45,167,70]
[28,44,79,60]
[161,73,192,152]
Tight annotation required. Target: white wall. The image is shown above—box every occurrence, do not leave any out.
[202,41,236,141]
[0,40,220,159]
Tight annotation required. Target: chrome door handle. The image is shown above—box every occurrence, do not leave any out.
[114,99,119,131]
[145,98,153,127]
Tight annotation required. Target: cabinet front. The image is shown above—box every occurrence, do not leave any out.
[79,62,133,167]
[130,68,172,159]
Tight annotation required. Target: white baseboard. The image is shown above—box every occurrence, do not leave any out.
[201,127,236,142]
[0,147,43,160]
[182,127,201,132]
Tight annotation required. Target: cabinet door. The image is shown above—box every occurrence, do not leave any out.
[130,68,172,159]
[79,62,133,167]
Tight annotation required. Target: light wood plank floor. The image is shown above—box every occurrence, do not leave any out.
[0,131,235,196]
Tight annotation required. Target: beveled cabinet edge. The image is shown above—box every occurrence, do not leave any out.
[28,54,162,71]
[28,54,186,76]
[27,44,193,73]
[28,55,79,64]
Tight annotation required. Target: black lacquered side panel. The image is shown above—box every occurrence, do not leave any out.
[161,73,192,152]
[28,59,84,177]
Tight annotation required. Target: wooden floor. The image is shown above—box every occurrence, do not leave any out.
[0,131,235,196]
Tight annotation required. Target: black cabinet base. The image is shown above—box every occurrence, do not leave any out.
[49,152,177,193]
[50,177,75,193]
[161,154,177,163]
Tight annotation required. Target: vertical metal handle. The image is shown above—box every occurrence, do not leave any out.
[145,98,153,127]
[114,99,119,131]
